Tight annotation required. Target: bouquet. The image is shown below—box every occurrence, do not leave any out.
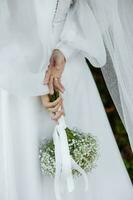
[39,127,98,177]
[39,91,99,200]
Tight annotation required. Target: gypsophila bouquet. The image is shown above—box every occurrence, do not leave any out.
[39,90,99,178]
[39,127,98,177]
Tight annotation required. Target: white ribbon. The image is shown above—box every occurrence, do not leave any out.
[53,115,89,200]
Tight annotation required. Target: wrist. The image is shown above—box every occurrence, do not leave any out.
[52,48,66,63]
[55,42,76,61]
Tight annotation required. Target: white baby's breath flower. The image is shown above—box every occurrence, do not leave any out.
[39,128,98,177]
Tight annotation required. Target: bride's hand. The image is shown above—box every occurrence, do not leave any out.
[43,49,66,95]
[41,94,65,121]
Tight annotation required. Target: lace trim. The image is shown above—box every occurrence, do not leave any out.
[52,0,75,24]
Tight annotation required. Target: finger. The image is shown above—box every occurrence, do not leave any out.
[41,95,50,107]
[61,105,65,116]
[58,79,65,91]
[45,96,63,109]
[54,79,64,93]
[48,75,54,94]
[48,99,63,113]
[51,109,64,121]
[43,70,50,84]
[43,69,51,84]
[50,55,55,67]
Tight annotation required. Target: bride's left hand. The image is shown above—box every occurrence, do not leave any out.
[43,49,66,95]
[41,94,65,121]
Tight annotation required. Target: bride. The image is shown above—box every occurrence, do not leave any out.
[0,0,133,200]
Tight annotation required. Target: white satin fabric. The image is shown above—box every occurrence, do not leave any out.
[0,0,133,200]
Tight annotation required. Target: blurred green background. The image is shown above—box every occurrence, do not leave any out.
[87,60,133,183]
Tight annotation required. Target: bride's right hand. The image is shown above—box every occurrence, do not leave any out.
[41,94,65,121]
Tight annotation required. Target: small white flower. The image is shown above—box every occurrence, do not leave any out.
[39,128,99,177]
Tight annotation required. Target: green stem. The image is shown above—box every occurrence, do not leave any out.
[49,90,60,102]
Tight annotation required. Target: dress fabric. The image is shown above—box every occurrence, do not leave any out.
[0,0,133,200]
[0,54,133,200]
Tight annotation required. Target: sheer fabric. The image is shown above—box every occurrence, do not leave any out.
[88,0,133,151]
[56,0,133,151]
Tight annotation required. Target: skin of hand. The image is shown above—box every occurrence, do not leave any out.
[43,49,66,95]
[41,95,65,122]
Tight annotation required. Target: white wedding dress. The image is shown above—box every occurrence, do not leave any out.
[0,0,133,200]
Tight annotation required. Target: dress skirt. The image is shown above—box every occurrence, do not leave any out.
[0,54,133,200]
